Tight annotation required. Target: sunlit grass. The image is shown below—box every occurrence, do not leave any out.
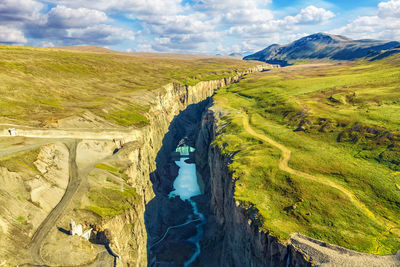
[0,45,258,126]
[212,55,400,254]
[85,186,140,219]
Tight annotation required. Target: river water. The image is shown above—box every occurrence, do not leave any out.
[169,145,205,267]
[150,145,206,266]
[169,145,200,200]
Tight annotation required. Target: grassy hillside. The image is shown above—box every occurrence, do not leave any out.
[212,55,400,255]
[0,45,258,127]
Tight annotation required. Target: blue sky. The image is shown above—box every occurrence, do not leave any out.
[0,0,399,54]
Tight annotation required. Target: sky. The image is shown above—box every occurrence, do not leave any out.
[0,0,399,54]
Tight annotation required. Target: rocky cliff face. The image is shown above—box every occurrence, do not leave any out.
[194,108,312,267]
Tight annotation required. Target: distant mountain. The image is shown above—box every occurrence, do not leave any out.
[229,52,243,57]
[243,33,400,66]
[215,52,247,59]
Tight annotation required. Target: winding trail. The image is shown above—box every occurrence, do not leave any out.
[29,140,81,265]
[242,113,400,254]
[241,113,379,222]
[0,132,117,265]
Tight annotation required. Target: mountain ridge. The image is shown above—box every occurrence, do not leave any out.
[243,33,400,66]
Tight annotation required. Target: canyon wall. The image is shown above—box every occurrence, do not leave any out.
[194,107,313,267]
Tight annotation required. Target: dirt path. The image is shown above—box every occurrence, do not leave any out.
[29,140,81,265]
[0,127,139,141]
[241,113,379,222]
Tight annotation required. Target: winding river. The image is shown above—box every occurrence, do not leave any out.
[150,145,206,266]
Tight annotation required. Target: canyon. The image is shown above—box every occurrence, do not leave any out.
[1,64,294,266]
[1,59,398,266]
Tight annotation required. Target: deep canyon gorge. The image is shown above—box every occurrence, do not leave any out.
[125,63,398,266]
[2,60,397,266]
[84,63,312,266]
[0,29,400,266]
[123,64,312,266]
[143,90,311,266]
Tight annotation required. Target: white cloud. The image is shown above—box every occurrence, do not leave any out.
[3,0,395,54]
[47,5,109,28]
[0,3,136,46]
[0,0,133,46]
[333,0,400,40]
[132,11,218,53]
[65,25,134,44]
[228,21,283,36]
[220,8,274,24]
[0,26,27,44]
[334,15,400,40]
[121,0,183,16]
[46,0,183,16]
[149,31,220,53]
[284,5,335,25]
[144,14,214,35]
[228,6,334,38]
[192,0,274,25]
[43,0,116,11]
[378,0,400,18]
[38,41,55,47]
[2,0,336,53]
[193,0,271,13]
[0,0,44,22]
[216,43,245,54]
[133,44,154,52]
[334,16,377,35]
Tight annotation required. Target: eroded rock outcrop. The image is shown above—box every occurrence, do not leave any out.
[0,143,70,264]
[30,143,69,212]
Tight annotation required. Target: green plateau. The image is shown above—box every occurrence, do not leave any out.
[212,55,400,255]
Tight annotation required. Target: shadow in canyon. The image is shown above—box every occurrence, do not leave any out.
[144,98,214,266]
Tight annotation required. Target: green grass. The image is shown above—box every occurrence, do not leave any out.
[101,106,149,127]
[94,163,119,173]
[0,45,258,127]
[212,55,400,255]
[94,162,130,181]
[0,148,40,175]
[85,186,140,219]
[16,216,25,223]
